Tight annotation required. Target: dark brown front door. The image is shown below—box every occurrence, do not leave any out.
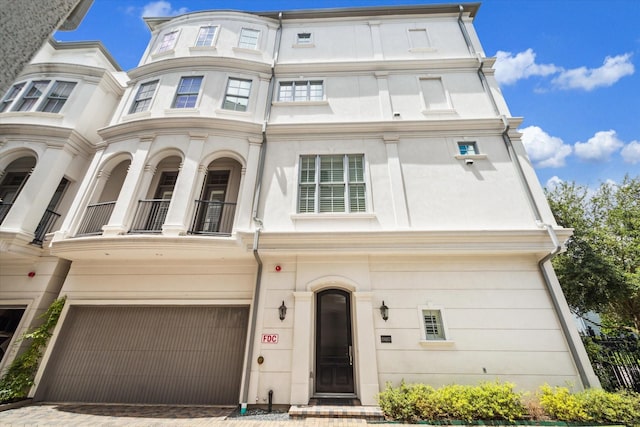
[315,289,354,394]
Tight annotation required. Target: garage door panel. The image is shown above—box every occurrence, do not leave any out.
[37,306,249,404]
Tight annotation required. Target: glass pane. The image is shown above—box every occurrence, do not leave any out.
[320,156,344,183]
[279,83,293,101]
[309,81,323,100]
[348,155,364,182]
[298,185,315,213]
[299,156,316,183]
[196,26,216,46]
[349,184,366,212]
[319,184,345,213]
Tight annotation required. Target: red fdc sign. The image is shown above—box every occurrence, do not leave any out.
[261,334,279,344]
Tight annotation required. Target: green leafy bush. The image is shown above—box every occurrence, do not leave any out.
[578,388,640,425]
[379,381,640,425]
[416,381,526,422]
[377,381,434,422]
[0,297,66,403]
[379,381,526,423]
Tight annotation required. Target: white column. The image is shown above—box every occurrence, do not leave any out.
[1,146,74,236]
[162,133,206,236]
[353,291,380,405]
[234,137,262,231]
[383,134,410,228]
[375,72,393,119]
[290,291,312,405]
[53,149,106,241]
[102,136,153,236]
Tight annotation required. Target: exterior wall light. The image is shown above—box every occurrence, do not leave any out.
[380,301,389,321]
[279,300,287,321]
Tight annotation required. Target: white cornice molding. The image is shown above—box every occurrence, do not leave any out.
[238,228,572,257]
[19,63,125,96]
[274,57,483,75]
[0,124,94,156]
[128,56,272,81]
[98,116,263,142]
[50,234,252,261]
[265,117,524,138]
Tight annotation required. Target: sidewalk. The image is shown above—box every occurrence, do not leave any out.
[0,403,371,426]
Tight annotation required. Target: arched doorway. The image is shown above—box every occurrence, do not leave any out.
[315,289,354,394]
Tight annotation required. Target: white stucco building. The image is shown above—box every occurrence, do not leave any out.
[0,3,599,407]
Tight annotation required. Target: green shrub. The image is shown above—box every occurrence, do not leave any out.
[416,381,526,422]
[0,297,66,403]
[578,388,640,425]
[377,381,434,422]
[379,381,526,423]
[538,384,590,422]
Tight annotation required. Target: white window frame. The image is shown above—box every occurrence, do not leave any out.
[238,28,260,49]
[417,305,453,345]
[297,154,367,214]
[278,80,324,102]
[13,80,51,112]
[222,78,252,112]
[457,142,478,156]
[194,25,218,47]
[156,30,179,54]
[172,76,203,109]
[453,139,487,161]
[38,81,76,113]
[0,83,25,112]
[129,80,159,114]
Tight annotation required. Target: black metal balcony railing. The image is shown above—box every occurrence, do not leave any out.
[190,200,236,235]
[76,201,116,236]
[32,209,61,246]
[129,199,170,233]
[0,203,12,224]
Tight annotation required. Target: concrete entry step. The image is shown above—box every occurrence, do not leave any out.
[288,402,384,420]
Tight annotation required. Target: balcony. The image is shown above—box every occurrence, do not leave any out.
[189,200,236,235]
[129,199,170,233]
[76,201,116,236]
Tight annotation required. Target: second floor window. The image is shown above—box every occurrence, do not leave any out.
[0,83,25,112]
[172,76,203,108]
[458,142,478,155]
[156,30,179,53]
[39,81,76,113]
[130,80,159,114]
[278,81,323,102]
[195,26,217,47]
[238,28,260,49]
[222,78,251,112]
[298,154,366,214]
[14,80,50,112]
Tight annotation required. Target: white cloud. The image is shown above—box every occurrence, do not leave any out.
[551,53,634,91]
[494,49,559,85]
[141,1,188,17]
[574,130,624,162]
[545,176,564,190]
[621,140,640,164]
[521,126,572,168]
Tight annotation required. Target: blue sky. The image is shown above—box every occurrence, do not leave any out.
[54,0,640,189]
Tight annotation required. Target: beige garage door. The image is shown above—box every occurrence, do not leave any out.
[36,305,249,404]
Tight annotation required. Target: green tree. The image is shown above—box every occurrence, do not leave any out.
[546,175,640,333]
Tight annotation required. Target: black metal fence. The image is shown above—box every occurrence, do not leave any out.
[77,201,115,236]
[582,335,640,392]
[189,200,236,235]
[32,209,61,246]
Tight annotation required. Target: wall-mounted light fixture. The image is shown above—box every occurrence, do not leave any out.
[380,301,389,321]
[279,301,287,321]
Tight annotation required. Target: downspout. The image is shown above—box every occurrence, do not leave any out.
[457,5,593,388]
[241,12,283,413]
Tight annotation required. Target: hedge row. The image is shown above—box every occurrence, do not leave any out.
[377,381,640,425]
